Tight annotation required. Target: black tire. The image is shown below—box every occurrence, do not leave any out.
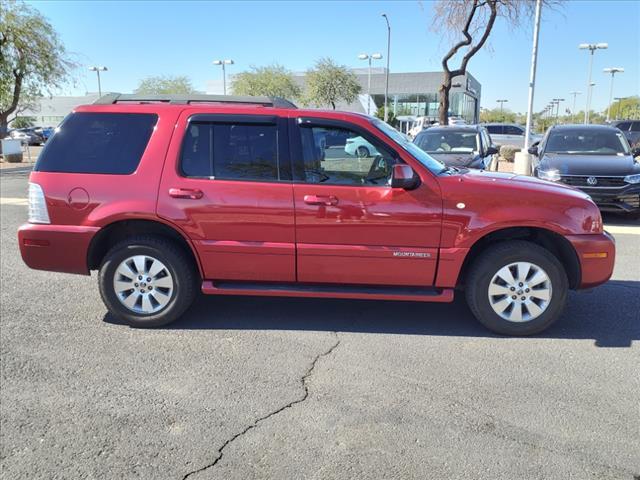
[465,240,568,336]
[356,146,370,158]
[98,235,198,327]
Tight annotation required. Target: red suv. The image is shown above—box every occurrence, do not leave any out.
[18,94,615,335]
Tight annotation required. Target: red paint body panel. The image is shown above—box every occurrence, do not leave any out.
[18,223,99,275]
[566,232,617,288]
[202,281,455,303]
[18,102,617,302]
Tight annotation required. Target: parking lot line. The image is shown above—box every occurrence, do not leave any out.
[0,197,28,206]
[605,225,640,235]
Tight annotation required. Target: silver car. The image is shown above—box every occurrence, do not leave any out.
[483,123,542,149]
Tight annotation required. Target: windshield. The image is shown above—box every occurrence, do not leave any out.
[371,118,446,174]
[545,129,630,155]
[414,130,478,153]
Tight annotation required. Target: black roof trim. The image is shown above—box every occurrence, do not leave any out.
[93,93,297,109]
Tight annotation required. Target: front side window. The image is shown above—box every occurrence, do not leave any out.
[300,126,395,186]
[414,130,478,153]
[181,122,279,181]
[630,122,640,132]
[616,122,631,131]
[504,125,524,136]
[545,129,630,155]
[35,112,157,174]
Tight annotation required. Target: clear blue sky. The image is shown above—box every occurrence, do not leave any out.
[28,0,639,113]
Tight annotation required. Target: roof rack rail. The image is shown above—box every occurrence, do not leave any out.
[93,93,297,109]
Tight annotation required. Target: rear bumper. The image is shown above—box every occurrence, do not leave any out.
[565,231,616,289]
[18,223,99,275]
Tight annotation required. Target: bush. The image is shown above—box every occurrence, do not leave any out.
[499,145,520,163]
[4,153,23,163]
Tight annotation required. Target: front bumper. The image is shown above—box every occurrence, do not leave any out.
[18,223,100,275]
[572,184,640,213]
[565,231,616,289]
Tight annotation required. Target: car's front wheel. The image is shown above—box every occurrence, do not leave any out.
[465,241,568,335]
[99,236,198,327]
[356,146,370,158]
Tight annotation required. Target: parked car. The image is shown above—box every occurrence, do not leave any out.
[609,120,640,148]
[413,125,498,169]
[483,123,542,149]
[6,128,44,146]
[529,124,640,217]
[34,126,55,142]
[19,94,615,336]
[344,136,380,158]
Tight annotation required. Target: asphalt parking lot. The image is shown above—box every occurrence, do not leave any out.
[1,170,639,480]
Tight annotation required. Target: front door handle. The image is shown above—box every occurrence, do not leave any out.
[303,194,338,206]
[169,188,203,200]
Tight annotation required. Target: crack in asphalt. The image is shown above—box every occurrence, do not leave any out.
[181,333,340,480]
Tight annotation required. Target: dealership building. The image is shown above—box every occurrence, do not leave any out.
[21,69,481,129]
[207,68,482,128]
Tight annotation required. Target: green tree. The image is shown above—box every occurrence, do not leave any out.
[480,107,517,123]
[0,0,75,135]
[607,96,640,120]
[375,105,397,126]
[432,0,554,125]
[135,75,196,94]
[10,116,36,128]
[304,58,361,110]
[231,64,301,99]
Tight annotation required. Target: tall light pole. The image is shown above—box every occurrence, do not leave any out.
[523,0,542,153]
[382,13,391,122]
[569,91,581,122]
[579,43,608,124]
[613,96,627,120]
[552,98,564,124]
[89,66,107,97]
[496,99,508,120]
[358,53,383,115]
[603,67,624,122]
[212,59,234,95]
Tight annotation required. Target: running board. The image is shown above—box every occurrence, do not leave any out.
[201,281,454,303]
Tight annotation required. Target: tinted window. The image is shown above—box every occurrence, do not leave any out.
[414,130,478,153]
[486,125,503,135]
[545,129,630,155]
[630,122,640,132]
[181,122,280,181]
[504,125,524,135]
[35,112,157,174]
[616,122,631,131]
[300,125,394,186]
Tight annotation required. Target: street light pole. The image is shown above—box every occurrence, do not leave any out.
[552,98,564,124]
[579,43,608,124]
[382,13,391,123]
[569,91,581,122]
[524,0,542,152]
[603,67,624,122]
[89,66,108,97]
[496,99,508,120]
[358,53,383,115]
[212,59,234,95]
[613,96,626,120]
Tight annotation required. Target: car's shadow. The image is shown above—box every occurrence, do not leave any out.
[103,280,640,348]
[602,212,639,227]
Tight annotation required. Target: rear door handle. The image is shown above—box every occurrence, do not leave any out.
[169,188,203,200]
[303,194,338,206]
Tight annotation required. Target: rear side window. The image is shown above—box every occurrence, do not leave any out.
[486,125,503,135]
[35,112,157,174]
[180,121,280,181]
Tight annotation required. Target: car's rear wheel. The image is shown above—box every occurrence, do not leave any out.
[99,236,198,327]
[356,146,370,158]
[465,241,568,335]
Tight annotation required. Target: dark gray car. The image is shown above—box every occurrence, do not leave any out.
[530,124,640,216]
[610,120,640,148]
[413,125,498,169]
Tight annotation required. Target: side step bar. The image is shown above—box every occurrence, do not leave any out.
[202,281,455,303]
